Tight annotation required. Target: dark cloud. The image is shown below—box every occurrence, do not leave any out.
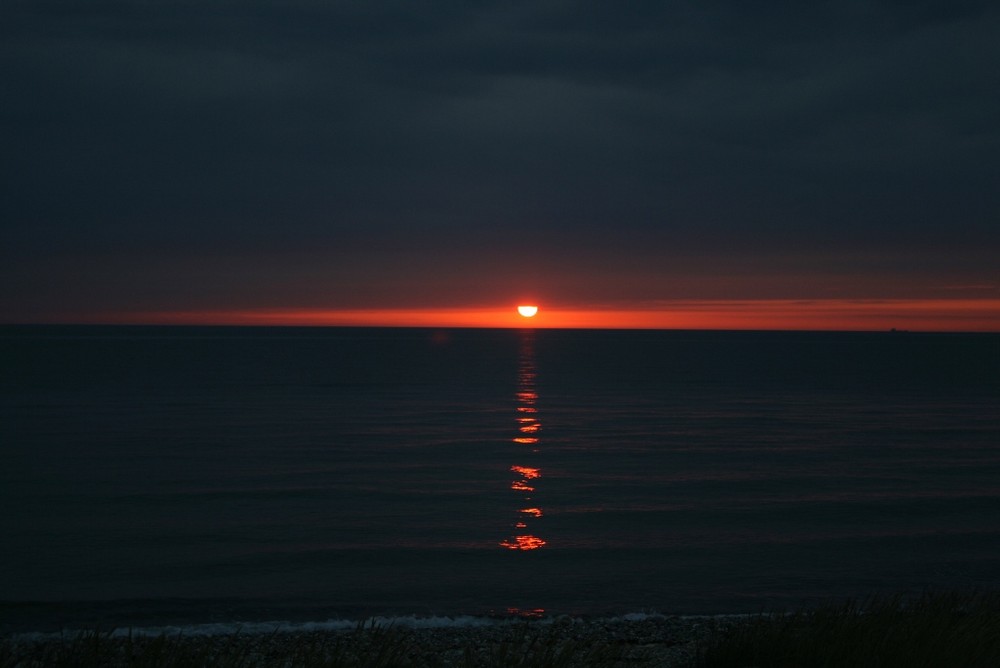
[2,1,998,316]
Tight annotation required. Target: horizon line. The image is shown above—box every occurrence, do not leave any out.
[5,323,1000,336]
[4,298,1000,333]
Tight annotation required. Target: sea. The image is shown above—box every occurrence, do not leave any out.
[2,325,999,635]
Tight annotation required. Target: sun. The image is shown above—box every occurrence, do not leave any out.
[517,305,539,318]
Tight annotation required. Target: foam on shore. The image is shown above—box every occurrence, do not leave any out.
[7,610,746,643]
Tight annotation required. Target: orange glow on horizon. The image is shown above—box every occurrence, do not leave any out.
[59,299,1000,332]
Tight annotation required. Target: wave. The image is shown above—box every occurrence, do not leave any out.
[7,610,726,642]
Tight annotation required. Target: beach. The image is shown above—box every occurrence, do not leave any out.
[4,615,735,667]
[8,590,1000,666]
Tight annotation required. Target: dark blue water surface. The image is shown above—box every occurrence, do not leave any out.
[2,326,999,632]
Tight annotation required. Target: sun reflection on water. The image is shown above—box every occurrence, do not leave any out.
[501,329,546,551]
[499,535,546,550]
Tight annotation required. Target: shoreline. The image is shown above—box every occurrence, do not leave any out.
[3,615,736,667]
[0,601,756,637]
[3,611,744,641]
[6,591,1000,666]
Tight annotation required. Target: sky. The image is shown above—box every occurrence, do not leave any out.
[2,1,999,330]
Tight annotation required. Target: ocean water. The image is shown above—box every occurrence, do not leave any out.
[1,325,999,634]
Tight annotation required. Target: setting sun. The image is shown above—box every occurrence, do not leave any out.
[517,305,538,318]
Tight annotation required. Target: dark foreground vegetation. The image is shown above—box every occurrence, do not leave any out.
[693,590,1000,668]
[3,591,999,667]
